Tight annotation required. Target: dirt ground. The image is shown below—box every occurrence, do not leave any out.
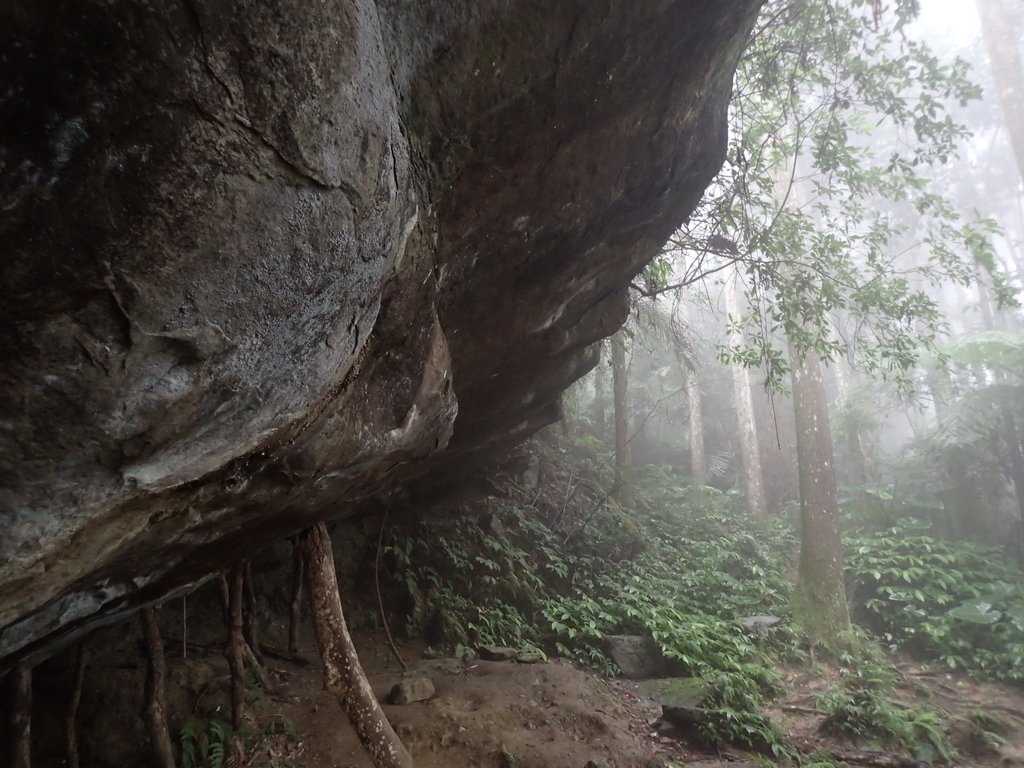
[177,620,773,768]
[49,611,1024,768]
[241,631,718,768]
[233,631,1024,768]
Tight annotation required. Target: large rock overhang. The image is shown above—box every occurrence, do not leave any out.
[0,0,761,668]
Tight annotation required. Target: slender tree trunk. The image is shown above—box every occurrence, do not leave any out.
[611,329,632,507]
[5,662,32,768]
[217,572,230,621]
[975,0,1024,181]
[225,564,246,734]
[593,340,607,438]
[678,300,707,484]
[65,642,87,768]
[726,274,767,517]
[289,538,305,654]
[243,562,264,667]
[299,523,413,768]
[687,367,708,485]
[790,345,852,647]
[1003,413,1024,563]
[141,607,176,768]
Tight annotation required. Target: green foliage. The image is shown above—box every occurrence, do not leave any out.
[818,640,953,763]
[384,440,799,753]
[179,720,233,768]
[819,685,951,763]
[667,0,1002,393]
[845,522,1024,680]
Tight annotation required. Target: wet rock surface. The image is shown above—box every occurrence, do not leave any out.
[0,0,760,667]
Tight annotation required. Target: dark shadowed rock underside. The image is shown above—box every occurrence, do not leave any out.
[0,0,760,667]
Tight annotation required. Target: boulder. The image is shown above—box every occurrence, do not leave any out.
[387,676,436,704]
[604,635,670,679]
[640,677,710,722]
[0,0,761,668]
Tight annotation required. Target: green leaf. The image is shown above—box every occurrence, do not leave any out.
[948,601,1000,625]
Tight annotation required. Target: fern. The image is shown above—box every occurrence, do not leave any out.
[178,720,233,768]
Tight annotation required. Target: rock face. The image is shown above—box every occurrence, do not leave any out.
[0,0,760,667]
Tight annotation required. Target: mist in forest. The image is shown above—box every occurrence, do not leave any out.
[567,0,1024,556]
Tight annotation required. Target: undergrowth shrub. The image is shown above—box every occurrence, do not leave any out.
[845,521,1024,680]
[382,440,799,752]
[817,638,953,764]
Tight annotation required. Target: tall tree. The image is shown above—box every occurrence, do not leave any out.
[611,329,633,506]
[677,300,708,485]
[975,0,1024,181]
[789,342,852,643]
[726,272,768,517]
[592,340,608,438]
[687,366,708,486]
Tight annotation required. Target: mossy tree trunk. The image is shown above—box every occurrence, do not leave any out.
[790,345,852,647]
[141,607,176,768]
[299,523,413,768]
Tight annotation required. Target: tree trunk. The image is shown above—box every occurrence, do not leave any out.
[299,523,413,768]
[225,563,247,734]
[593,340,607,438]
[289,538,304,654]
[678,300,707,484]
[790,345,852,647]
[975,0,1024,181]
[726,274,767,517]
[5,662,31,768]
[1003,412,1024,563]
[243,562,264,667]
[687,367,708,485]
[611,329,632,507]
[65,641,87,768]
[141,607,176,768]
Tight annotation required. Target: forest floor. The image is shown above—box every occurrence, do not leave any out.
[211,628,1024,768]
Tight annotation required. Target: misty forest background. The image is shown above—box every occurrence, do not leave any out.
[378,0,1024,760]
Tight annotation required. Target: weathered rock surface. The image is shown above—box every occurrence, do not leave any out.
[387,676,436,705]
[0,0,760,667]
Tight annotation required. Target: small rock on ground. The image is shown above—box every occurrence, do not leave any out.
[388,676,436,704]
[478,645,518,661]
